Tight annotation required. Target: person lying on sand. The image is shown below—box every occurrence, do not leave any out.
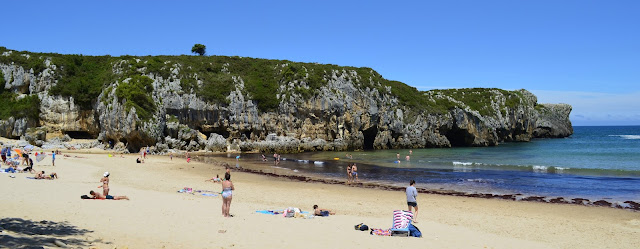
[205,174,222,182]
[313,205,335,216]
[35,171,57,179]
[89,190,129,200]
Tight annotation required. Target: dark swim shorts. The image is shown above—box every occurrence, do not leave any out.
[407,202,417,207]
[321,211,330,217]
[106,195,114,199]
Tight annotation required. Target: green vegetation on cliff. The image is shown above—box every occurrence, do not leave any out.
[0,92,40,122]
[0,69,40,122]
[49,55,114,110]
[115,75,156,120]
[0,46,532,120]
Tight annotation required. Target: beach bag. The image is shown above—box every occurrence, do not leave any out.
[408,224,422,237]
[80,195,91,199]
[354,223,369,231]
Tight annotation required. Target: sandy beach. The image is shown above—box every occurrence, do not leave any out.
[1,150,639,249]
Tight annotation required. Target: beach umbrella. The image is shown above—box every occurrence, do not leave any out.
[13,148,22,156]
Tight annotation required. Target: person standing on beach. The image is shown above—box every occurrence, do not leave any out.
[396,152,400,160]
[346,163,352,184]
[51,151,56,166]
[186,151,191,163]
[351,164,359,183]
[406,180,418,223]
[98,172,110,196]
[221,172,235,217]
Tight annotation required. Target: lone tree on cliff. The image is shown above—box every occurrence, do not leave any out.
[191,44,206,56]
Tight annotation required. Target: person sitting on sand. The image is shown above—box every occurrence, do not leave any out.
[89,190,129,200]
[22,158,35,173]
[136,157,143,163]
[313,205,335,216]
[35,171,57,179]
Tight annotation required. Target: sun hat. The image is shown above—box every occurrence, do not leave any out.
[104,172,110,177]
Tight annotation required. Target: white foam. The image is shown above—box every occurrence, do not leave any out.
[609,135,640,140]
[453,161,473,166]
[532,165,548,173]
[313,161,324,165]
[554,167,568,173]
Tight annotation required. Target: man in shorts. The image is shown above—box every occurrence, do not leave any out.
[406,180,418,223]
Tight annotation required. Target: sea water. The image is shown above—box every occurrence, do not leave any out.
[228,126,640,202]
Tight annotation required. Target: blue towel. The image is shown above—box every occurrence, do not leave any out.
[201,193,217,197]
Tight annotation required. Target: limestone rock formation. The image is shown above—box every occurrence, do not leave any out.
[0,48,573,153]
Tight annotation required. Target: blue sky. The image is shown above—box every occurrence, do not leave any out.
[2,1,638,125]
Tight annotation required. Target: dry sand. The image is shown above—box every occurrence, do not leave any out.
[0,151,638,248]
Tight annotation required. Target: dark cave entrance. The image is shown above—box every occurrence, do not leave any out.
[445,128,472,147]
[362,126,378,150]
[64,131,95,139]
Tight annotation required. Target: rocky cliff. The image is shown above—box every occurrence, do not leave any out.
[0,47,573,153]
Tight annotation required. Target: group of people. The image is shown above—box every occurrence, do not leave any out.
[1,146,59,178]
[395,150,412,163]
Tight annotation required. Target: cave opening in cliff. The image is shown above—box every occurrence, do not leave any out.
[362,126,378,150]
[445,128,471,147]
[64,131,95,139]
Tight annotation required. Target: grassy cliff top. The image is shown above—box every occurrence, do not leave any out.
[0,46,531,121]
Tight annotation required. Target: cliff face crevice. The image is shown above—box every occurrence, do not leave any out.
[0,49,573,152]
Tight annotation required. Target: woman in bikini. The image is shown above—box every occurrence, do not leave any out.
[346,163,352,184]
[221,172,235,217]
[98,172,110,196]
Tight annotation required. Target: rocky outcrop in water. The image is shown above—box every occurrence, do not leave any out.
[0,49,573,152]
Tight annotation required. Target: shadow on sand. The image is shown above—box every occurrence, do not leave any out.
[0,217,104,248]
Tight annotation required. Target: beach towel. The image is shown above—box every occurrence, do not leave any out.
[256,210,283,215]
[201,193,218,197]
[370,228,391,236]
